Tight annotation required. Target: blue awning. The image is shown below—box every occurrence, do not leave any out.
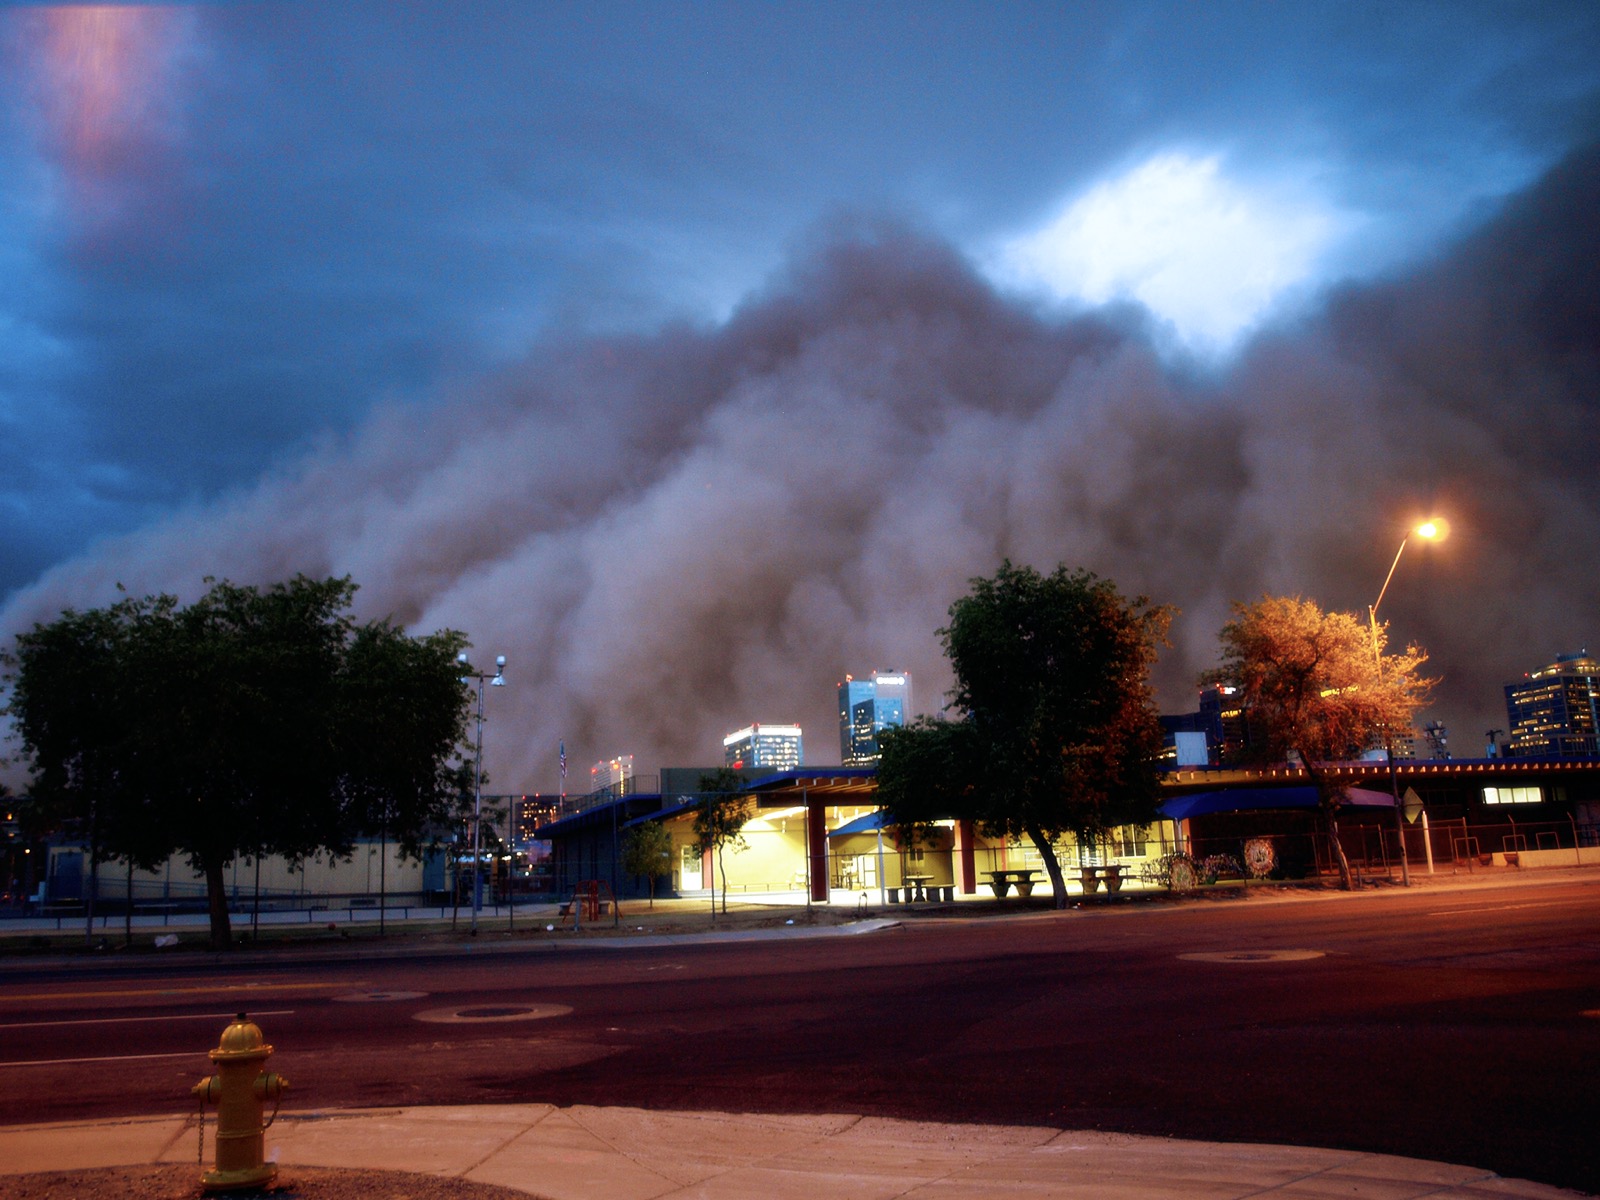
[828,810,892,837]
[1160,785,1394,822]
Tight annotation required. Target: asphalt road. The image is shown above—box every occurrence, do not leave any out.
[3,875,1598,1193]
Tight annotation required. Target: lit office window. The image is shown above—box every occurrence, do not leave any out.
[1483,786,1541,805]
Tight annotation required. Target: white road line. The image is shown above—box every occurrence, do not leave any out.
[0,1008,294,1032]
[1428,900,1577,916]
[0,1050,205,1068]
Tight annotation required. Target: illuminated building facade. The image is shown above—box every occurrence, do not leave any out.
[723,723,803,772]
[590,754,636,795]
[1161,683,1271,766]
[837,670,911,765]
[1505,652,1600,757]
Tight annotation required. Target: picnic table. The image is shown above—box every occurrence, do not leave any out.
[985,868,1039,898]
[1077,863,1126,893]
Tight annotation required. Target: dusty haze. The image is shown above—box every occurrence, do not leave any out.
[3,148,1598,790]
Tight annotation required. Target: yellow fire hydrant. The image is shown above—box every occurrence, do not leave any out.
[192,1012,288,1192]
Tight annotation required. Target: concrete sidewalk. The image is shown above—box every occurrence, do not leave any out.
[0,1105,1587,1199]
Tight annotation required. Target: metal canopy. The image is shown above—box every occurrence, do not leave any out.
[1160,785,1395,822]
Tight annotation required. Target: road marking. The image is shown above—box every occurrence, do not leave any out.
[1179,950,1326,963]
[414,1003,572,1024]
[0,1051,204,1069]
[1,981,361,1003]
[1428,901,1575,917]
[0,1008,294,1031]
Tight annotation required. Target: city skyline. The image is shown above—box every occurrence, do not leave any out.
[2,6,1599,789]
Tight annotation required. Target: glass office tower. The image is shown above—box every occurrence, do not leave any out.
[837,670,911,765]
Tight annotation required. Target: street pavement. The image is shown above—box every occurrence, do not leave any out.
[3,866,1597,1198]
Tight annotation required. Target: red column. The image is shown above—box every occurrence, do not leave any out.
[955,819,978,894]
[807,792,829,902]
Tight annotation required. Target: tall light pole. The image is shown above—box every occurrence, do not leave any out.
[1368,520,1443,887]
[459,652,505,934]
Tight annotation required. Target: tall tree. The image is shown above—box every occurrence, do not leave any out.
[694,768,751,918]
[4,576,471,948]
[621,821,673,909]
[1204,595,1434,889]
[878,562,1172,907]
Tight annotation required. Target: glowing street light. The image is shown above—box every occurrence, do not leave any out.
[1369,519,1445,645]
[1368,519,1445,886]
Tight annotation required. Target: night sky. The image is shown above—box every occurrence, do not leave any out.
[3,3,1599,789]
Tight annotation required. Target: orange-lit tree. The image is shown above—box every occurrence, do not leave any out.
[1205,595,1434,889]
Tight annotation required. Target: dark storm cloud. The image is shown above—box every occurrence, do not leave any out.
[6,2,1600,604]
[5,145,1598,784]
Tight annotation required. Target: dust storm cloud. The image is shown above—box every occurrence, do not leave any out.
[4,148,1597,785]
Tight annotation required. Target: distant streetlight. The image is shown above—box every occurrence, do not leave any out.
[459,652,506,934]
[1368,519,1445,886]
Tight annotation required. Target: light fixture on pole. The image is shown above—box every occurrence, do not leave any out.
[459,651,506,934]
[1367,519,1443,887]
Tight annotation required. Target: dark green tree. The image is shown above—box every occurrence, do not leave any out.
[875,717,981,858]
[621,820,673,908]
[3,576,472,948]
[694,768,751,917]
[877,562,1172,907]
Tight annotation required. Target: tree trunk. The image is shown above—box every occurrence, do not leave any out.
[1025,824,1069,908]
[718,847,729,914]
[204,857,233,950]
[1303,760,1355,890]
[1327,812,1355,890]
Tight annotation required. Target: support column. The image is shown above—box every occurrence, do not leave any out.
[955,819,978,895]
[807,792,829,903]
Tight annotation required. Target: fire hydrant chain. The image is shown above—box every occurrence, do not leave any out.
[191,1012,288,1193]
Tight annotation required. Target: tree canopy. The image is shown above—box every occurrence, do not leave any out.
[877,562,1172,906]
[3,576,472,946]
[621,821,673,909]
[694,767,752,917]
[1204,594,1435,887]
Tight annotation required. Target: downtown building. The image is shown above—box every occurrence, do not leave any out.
[1505,651,1600,757]
[838,670,912,765]
[723,723,804,772]
[589,754,636,795]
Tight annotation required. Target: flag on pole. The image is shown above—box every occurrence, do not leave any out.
[559,739,567,799]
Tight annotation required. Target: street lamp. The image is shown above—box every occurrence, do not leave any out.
[1368,520,1444,886]
[459,651,506,934]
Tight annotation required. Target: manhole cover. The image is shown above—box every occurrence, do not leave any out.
[414,1002,573,1024]
[333,991,428,1002]
[1179,949,1326,963]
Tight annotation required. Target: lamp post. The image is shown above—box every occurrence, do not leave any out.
[459,652,506,934]
[1367,520,1442,887]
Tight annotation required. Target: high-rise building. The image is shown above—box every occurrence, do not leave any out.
[1198,683,1254,764]
[723,723,803,772]
[1505,652,1600,757]
[589,755,635,795]
[837,670,911,765]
